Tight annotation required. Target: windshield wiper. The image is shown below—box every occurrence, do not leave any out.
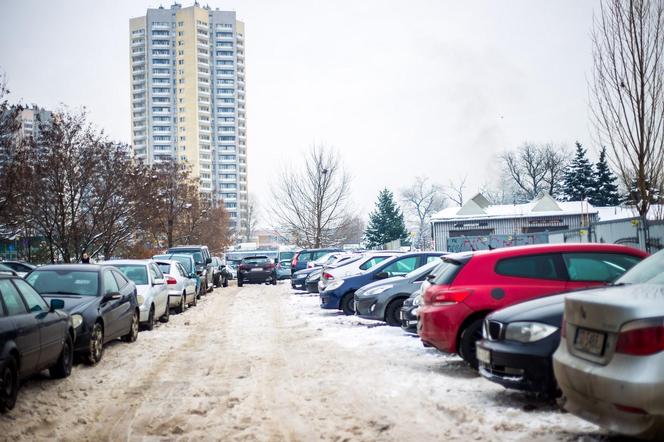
[44,291,82,296]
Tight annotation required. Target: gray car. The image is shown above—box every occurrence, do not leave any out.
[354,259,441,326]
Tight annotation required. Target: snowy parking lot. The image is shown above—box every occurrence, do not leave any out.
[0,282,605,441]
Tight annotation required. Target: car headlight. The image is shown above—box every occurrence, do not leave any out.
[364,284,393,296]
[412,294,422,307]
[137,294,145,305]
[71,314,83,329]
[504,322,558,343]
[325,279,344,291]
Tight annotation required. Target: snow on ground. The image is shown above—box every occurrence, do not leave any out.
[0,282,607,441]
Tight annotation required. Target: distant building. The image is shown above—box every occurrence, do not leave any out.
[431,193,598,251]
[18,105,52,139]
[129,3,247,232]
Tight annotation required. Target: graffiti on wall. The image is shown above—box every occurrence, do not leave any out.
[446,233,549,253]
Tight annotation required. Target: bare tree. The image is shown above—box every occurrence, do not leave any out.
[245,194,258,241]
[591,0,664,217]
[270,144,352,247]
[500,143,569,202]
[446,175,467,207]
[0,72,25,225]
[401,176,446,250]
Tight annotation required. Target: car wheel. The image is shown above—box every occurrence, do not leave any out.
[144,305,155,331]
[271,274,277,285]
[0,356,19,413]
[122,310,139,343]
[214,276,221,288]
[222,277,228,288]
[385,298,406,327]
[50,333,74,379]
[191,291,197,307]
[176,292,186,314]
[459,317,485,370]
[160,302,170,323]
[341,293,355,316]
[238,277,243,287]
[85,322,104,365]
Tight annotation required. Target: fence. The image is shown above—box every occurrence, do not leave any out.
[446,233,549,253]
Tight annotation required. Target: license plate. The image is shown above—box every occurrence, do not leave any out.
[574,328,606,356]
[251,268,263,272]
[476,346,491,365]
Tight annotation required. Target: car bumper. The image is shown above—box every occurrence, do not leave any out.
[305,281,319,293]
[417,303,473,353]
[355,296,381,320]
[554,341,664,438]
[139,303,151,322]
[239,272,274,283]
[400,305,418,333]
[72,327,92,353]
[167,290,184,307]
[477,336,558,394]
[291,277,307,289]
[276,270,291,280]
[320,290,341,309]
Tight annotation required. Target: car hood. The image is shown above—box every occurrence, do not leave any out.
[486,285,618,326]
[40,293,99,314]
[357,275,404,294]
[293,268,316,278]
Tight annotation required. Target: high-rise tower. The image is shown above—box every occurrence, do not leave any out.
[130,3,247,232]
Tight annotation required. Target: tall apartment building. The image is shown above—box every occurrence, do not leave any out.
[19,105,52,139]
[129,3,247,232]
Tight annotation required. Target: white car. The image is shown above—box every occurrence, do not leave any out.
[318,252,397,292]
[155,259,197,313]
[104,259,169,330]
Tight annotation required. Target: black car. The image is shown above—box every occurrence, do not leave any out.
[477,251,647,397]
[211,257,230,288]
[0,275,74,412]
[291,267,318,291]
[26,264,140,365]
[305,268,322,293]
[237,256,277,286]
[167,245,213,294]
[399,292,419,333]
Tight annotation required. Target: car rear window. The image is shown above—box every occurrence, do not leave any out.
[562,252,642,283]
[495,254,563,280]
[243,256,270,265]
[157,263,172,275]
[430,258,466,285]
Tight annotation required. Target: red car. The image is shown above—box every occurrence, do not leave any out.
[417,243,648,368]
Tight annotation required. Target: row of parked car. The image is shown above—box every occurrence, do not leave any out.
[290,243,664,439]
[0,244,234,412]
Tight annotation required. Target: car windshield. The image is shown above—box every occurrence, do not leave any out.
[0,263,15,275]
[279,251,295,261]
[154,255,193,273]
[26,270,99,296]
[113,265,149,285]
[616,250,664,285]
[243,256,269,265]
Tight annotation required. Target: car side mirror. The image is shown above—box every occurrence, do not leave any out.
[50,299,65,311]
[426,274,435,281]
[103,291,121,302]
[153,278,165,286]
[206,257,212,264]
[375,271,389,280]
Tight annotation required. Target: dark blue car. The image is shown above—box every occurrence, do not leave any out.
[320,252,444,315]
[291,248,343,272]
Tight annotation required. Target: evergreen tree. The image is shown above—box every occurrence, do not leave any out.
[561,142,595,201]
[589,147,620,206]
[364,188,409,248]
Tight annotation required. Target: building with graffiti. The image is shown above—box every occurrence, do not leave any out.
[431,193,598,252]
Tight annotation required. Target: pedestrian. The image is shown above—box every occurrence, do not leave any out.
[81,252,90,264]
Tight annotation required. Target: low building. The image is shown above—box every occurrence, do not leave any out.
[431,194,598,252]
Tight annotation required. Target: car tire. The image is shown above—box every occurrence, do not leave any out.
[85,322,104,365]
[238,277,243,287]
[341,293,355,316]
[50,333,74,379]
[122,310,139,343]
[160,302,170,323]
[385,298,406,327]
[223,276,228,287]
[271,274,277,285]
[176,292,186,314]
[191,291,197,307]
[143,305,155,331]
[459,317,485,370]
[0,356,19,413]
[213,276,220,288]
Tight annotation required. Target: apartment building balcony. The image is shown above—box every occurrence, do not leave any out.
[151,22,170,30]
[131,40,145,47]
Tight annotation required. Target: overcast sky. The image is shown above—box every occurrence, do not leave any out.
[0,0,600,223]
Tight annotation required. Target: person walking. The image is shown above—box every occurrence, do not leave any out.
[81,252,90,264]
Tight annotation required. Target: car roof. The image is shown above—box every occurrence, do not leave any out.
[169,245,207,249]
[468,243,647,258]
[154,253,193,259]
[33,264,104,272]
[103,259,152,265]
[0,274,20,279]
[242,255,269,259]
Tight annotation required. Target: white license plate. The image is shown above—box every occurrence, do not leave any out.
[574,328,606,355]
[251,268,263,272]
[476,346,491,365]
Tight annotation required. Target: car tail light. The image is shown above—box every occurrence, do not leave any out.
[239,264,248,271]
[292,253,300,268]
[267,263,275,269]
[424,285,471,306]
[323,272,334,280]
[615,318,664,356]
[614,403,648,415]
[166,276,177,285]
[277,262,282,269]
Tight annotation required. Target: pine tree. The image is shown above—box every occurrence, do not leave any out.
[364,188,409,248]
[561,142,595,201]
[589,147,620,206]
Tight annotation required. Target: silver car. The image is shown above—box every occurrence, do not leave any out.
[155,260,197,313]
[553,250,664,440]
[104,260,170,330]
